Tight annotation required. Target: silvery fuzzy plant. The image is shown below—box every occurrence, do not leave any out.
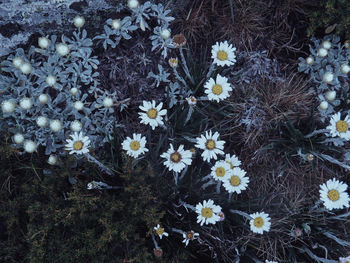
[0,25,119,159]
[0,0,176,169]
[298,35,350,122]
[94,0,174,58]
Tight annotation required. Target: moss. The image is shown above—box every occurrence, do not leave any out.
[307,0,350,38]
[0,135,186,262]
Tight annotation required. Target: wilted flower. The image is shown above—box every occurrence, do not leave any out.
[172,34,187,47]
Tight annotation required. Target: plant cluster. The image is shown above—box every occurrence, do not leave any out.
[1,1,350,263]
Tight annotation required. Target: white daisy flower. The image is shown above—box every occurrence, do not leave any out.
[204,74,232,102]
[23,140,37,153]
[154,224,168,239]
[73,16,85,28]
[70,120,83,132]
[74,101,84,111]
[111,19,121,30]
[325,90,336,101]
[160,144,192,173]
[50,119,62,133]
[48,155,58,165]
[211,41,236,67]
[168,57,178,68]
[56,43,70,56]
[319,178,350,210]
[20,62,32,75]
[121,133,148,158]
[249,212,271,234]
[46,75,56,86]
[38,94,49,104]
[195,130,225,162]
[339,256,350,263]
[19,97,33,110]
[12,57,23,68]
[340,63,350,74]
[182,231,199,247]
[13,133,24,144]
[1,100,15,113]
[160,28,171,40]
[186,96,197,106]
[319,101,328,110]
[36,116,48,127]
[223,167,249,194]
[326,112,350,140]
[196,199,222,226]
[65,132,91,155]
[102,97,113,108]
[225,153,241,169]
[138,100,167,130]
[210,160,232,182]
[38,37,50,49]
[127,0,139,9]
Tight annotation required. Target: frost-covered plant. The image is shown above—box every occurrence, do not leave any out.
[298,36,350,122]
[0,25,118,157]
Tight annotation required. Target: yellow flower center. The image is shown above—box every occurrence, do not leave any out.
[147,108,157,119]
[130,140,140,151]
[253,217,264,228]
[169,58,178,66]
[186,231,194,240]
[230,176,241,186]
[206,139,216,150]
[336,120,348,133]
[217,50,228,61]
[215,167,226,177]
[73,141,83,150]
[328,189,340,201]
[156,227,164,235]
[201,207,213,218]
[170,152,182,163]
[212,84,223,95]
[226,161,234,169]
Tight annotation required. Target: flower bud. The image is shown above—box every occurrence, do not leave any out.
[73,16,85,28]
[38,37,50,49]
[319,101,328,110]
[325,90,336,101]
